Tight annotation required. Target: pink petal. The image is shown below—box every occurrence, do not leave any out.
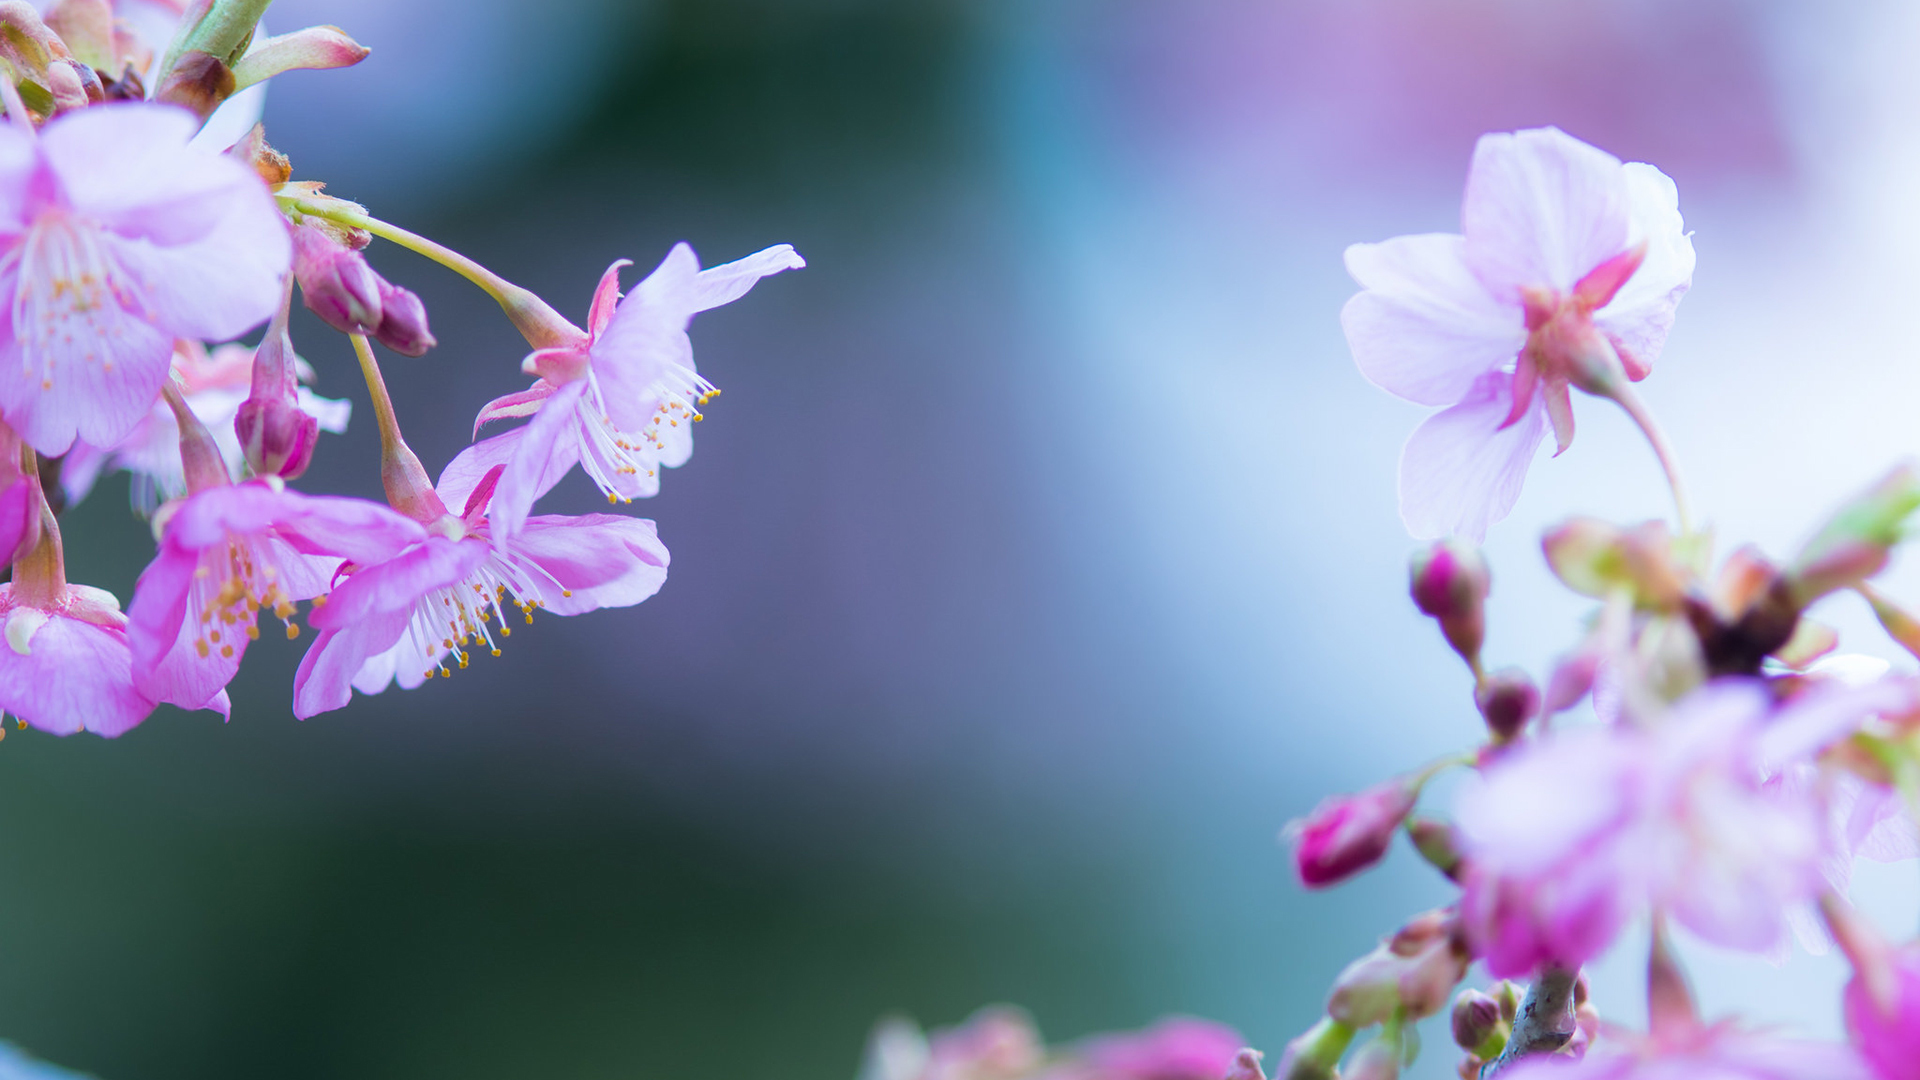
[472,380,554,438]
[0,123,39,234]
[126,542,199,683]
[1461,127,1631,297]
[0,611,154,736]
[686,244,805,311]
[47,104,291,342]
[491,380,588,539]
[1396,372,1549,541]
[510,514,670,615]
[437,429,525,517]
[0,290,174,455]
[1341,233,1524,406]
[308,537,484,630]
[591,245,699,433]
[586,259,632,339]
[293,608,413,719]
[0,473,31,562]
[1592,162,1695,375]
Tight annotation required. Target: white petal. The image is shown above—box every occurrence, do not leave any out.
[1397,372,1549,541]
[1461,127,1631,295]
[1342,234,1523,406]
[1593,161,1696,369]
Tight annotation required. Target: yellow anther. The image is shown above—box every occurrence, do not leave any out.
[286,624,300,640]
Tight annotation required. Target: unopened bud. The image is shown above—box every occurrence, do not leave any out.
[1474,668,1539,741]
[154,50,236,120]
[235,394,319,481]
[1224,1049,1268,1080]
[1410,539,1489,668]
[1405,816,1464,881]
[372,279,436,356]
[1288,778,1418,888]
[1543,517,1685,610]
[1791,465,1920,607]
[1450,991,1505,1058]
[1328,909,1469,1026]
[1274,1019,1353,1080]
[1493,981,1520,1023]
[294,224,384,334]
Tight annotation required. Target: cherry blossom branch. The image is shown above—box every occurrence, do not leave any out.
[1610,385,1694,536]
[1480,963,1578,1078]
[285,198,582,349]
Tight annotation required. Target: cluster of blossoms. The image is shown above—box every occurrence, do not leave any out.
[867,129,1920,1080]
[0,0,801,738]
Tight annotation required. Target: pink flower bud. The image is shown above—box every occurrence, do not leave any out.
[1474,668,1539,741]
[1343,1037,1399,1080]
[235,394,320,481]
[1224,1049,1267,1080]
[1410,539,1489,666]
[372,279,436,357]
[1406,815,1464,881]
[1451,990,1504,1056]
[1327,910,1470,1026]
[1289,778,1418,888]
[293,224,383,335]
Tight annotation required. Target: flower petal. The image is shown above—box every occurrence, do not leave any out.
[491,379,588,539]
[0,293,174,455]
[1461,127,1631,296]
[0,609,153,736]
[509,514,670,615]
[1593,161,1695,375]
[1342,233,1523,406]
[308,537,483,630]
[293,608,412,719]
[1397,372,1549,541]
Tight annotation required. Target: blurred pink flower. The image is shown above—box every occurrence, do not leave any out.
[0,103,289,456]
[1845,945,1920,1080]
[1055,1017,1245,1080]
[126,479,426,717]
[1500,1024,1872,1080]
[465,243,803,538]
[1342,126,1693,539]
[292,459,669,718]
[1454,679,1903,976]
[62,341,350,510]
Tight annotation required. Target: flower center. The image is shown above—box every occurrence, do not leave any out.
[192,536,301,660]
[11,212,138,391]
[574,370,714,504]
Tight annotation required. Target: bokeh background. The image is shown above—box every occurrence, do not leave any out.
[11,1,1920,1076]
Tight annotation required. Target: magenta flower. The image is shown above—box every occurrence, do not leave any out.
[1453,680,1892,976]
[1500,1026,1873,1080]
[1342,127,1694,539]
[126,479,427,717]
[291,459,670,718]
[1048,1018,1246,1080]
[0,102,290,456]
[464,243,803,537]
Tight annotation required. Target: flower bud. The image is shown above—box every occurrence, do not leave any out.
[1288,778,1418,888]
[293,224,383,335]
[1791,465,1920,607]
[235,394,320,481]
[1406,816,1464,881]
[1474,668,1539,741]
[1224,1049,1268,1080]
[1543,517,1686,610]
[372,279,436,357]
[1327,909,1470,1027]
[1273,1019,1353,1080]
[1451,991,1505,1058]
[1410,539,1489,668]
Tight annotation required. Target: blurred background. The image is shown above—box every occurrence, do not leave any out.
[12,0,1920,1076]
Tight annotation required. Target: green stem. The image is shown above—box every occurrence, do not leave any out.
[285,198,582,349]
[1611,384,1694,537]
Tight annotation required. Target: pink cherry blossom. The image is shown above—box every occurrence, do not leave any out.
[0,102,290,456]
[1499,1025,1873,1080]
[1454,679,1904,976]
[291,456,670,718]
[61,341,350,510]
[1342,127,1694,540]
[1044,1018,1246,1080]
[459,243,803,538]
[125,479,427,717]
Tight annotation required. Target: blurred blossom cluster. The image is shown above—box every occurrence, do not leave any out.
[0,2,802,740]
